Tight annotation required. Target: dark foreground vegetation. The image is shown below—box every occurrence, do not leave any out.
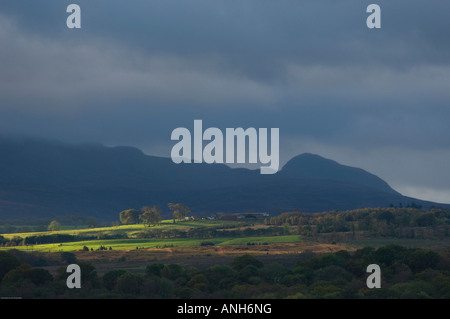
[0,244,449,299]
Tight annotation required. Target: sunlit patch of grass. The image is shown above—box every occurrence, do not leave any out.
[0,219,300,252]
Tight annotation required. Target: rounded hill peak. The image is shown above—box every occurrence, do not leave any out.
[280,153,398,194]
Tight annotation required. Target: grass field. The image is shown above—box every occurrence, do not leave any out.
[2,218,449,254]
[0,234,302,253]
[0,219,303,253]
[0,219,239,240]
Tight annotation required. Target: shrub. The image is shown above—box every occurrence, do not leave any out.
[231,255,263,271]
[200,241,215,246]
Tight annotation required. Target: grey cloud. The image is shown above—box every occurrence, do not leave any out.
[4,1,450,72]
[0,14,279,113]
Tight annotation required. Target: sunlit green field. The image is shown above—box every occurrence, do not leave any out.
[0,219,301,252]
[0,235,301,253]
[1,219,237,239]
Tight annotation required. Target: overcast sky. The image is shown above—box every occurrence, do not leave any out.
[1,0,449,203]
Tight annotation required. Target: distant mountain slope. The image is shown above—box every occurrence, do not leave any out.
[279,153,399,194]
[0,136,446,221]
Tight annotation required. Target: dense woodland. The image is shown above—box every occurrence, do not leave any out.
[0,244,449,299]
[267,206,450,241]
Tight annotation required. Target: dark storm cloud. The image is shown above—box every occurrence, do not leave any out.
[0,1,450,202]
[4,1,450,70]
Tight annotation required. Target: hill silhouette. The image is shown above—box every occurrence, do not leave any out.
[0,136,445,221]
[279,153,398,194]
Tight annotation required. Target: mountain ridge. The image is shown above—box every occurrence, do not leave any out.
[0,136,447,221]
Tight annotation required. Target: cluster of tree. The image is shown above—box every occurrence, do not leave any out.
[168,203,191,222]
[23,234,91,246]
[0,234,92,247]
[81,245,112,251]
[119,203,191,226]
[0,244,449,299]
[47,220,61,231]
[0,235,24,247]
[267,207,450,240]
[119,206,162,227]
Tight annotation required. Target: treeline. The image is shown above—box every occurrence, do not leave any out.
[267,206,450,240]
[134,225,288,239]
[0,245,449,298]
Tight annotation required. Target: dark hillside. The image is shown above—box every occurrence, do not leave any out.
[0,136,446,221]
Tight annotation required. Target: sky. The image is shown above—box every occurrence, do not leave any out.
[0,0,449,203]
